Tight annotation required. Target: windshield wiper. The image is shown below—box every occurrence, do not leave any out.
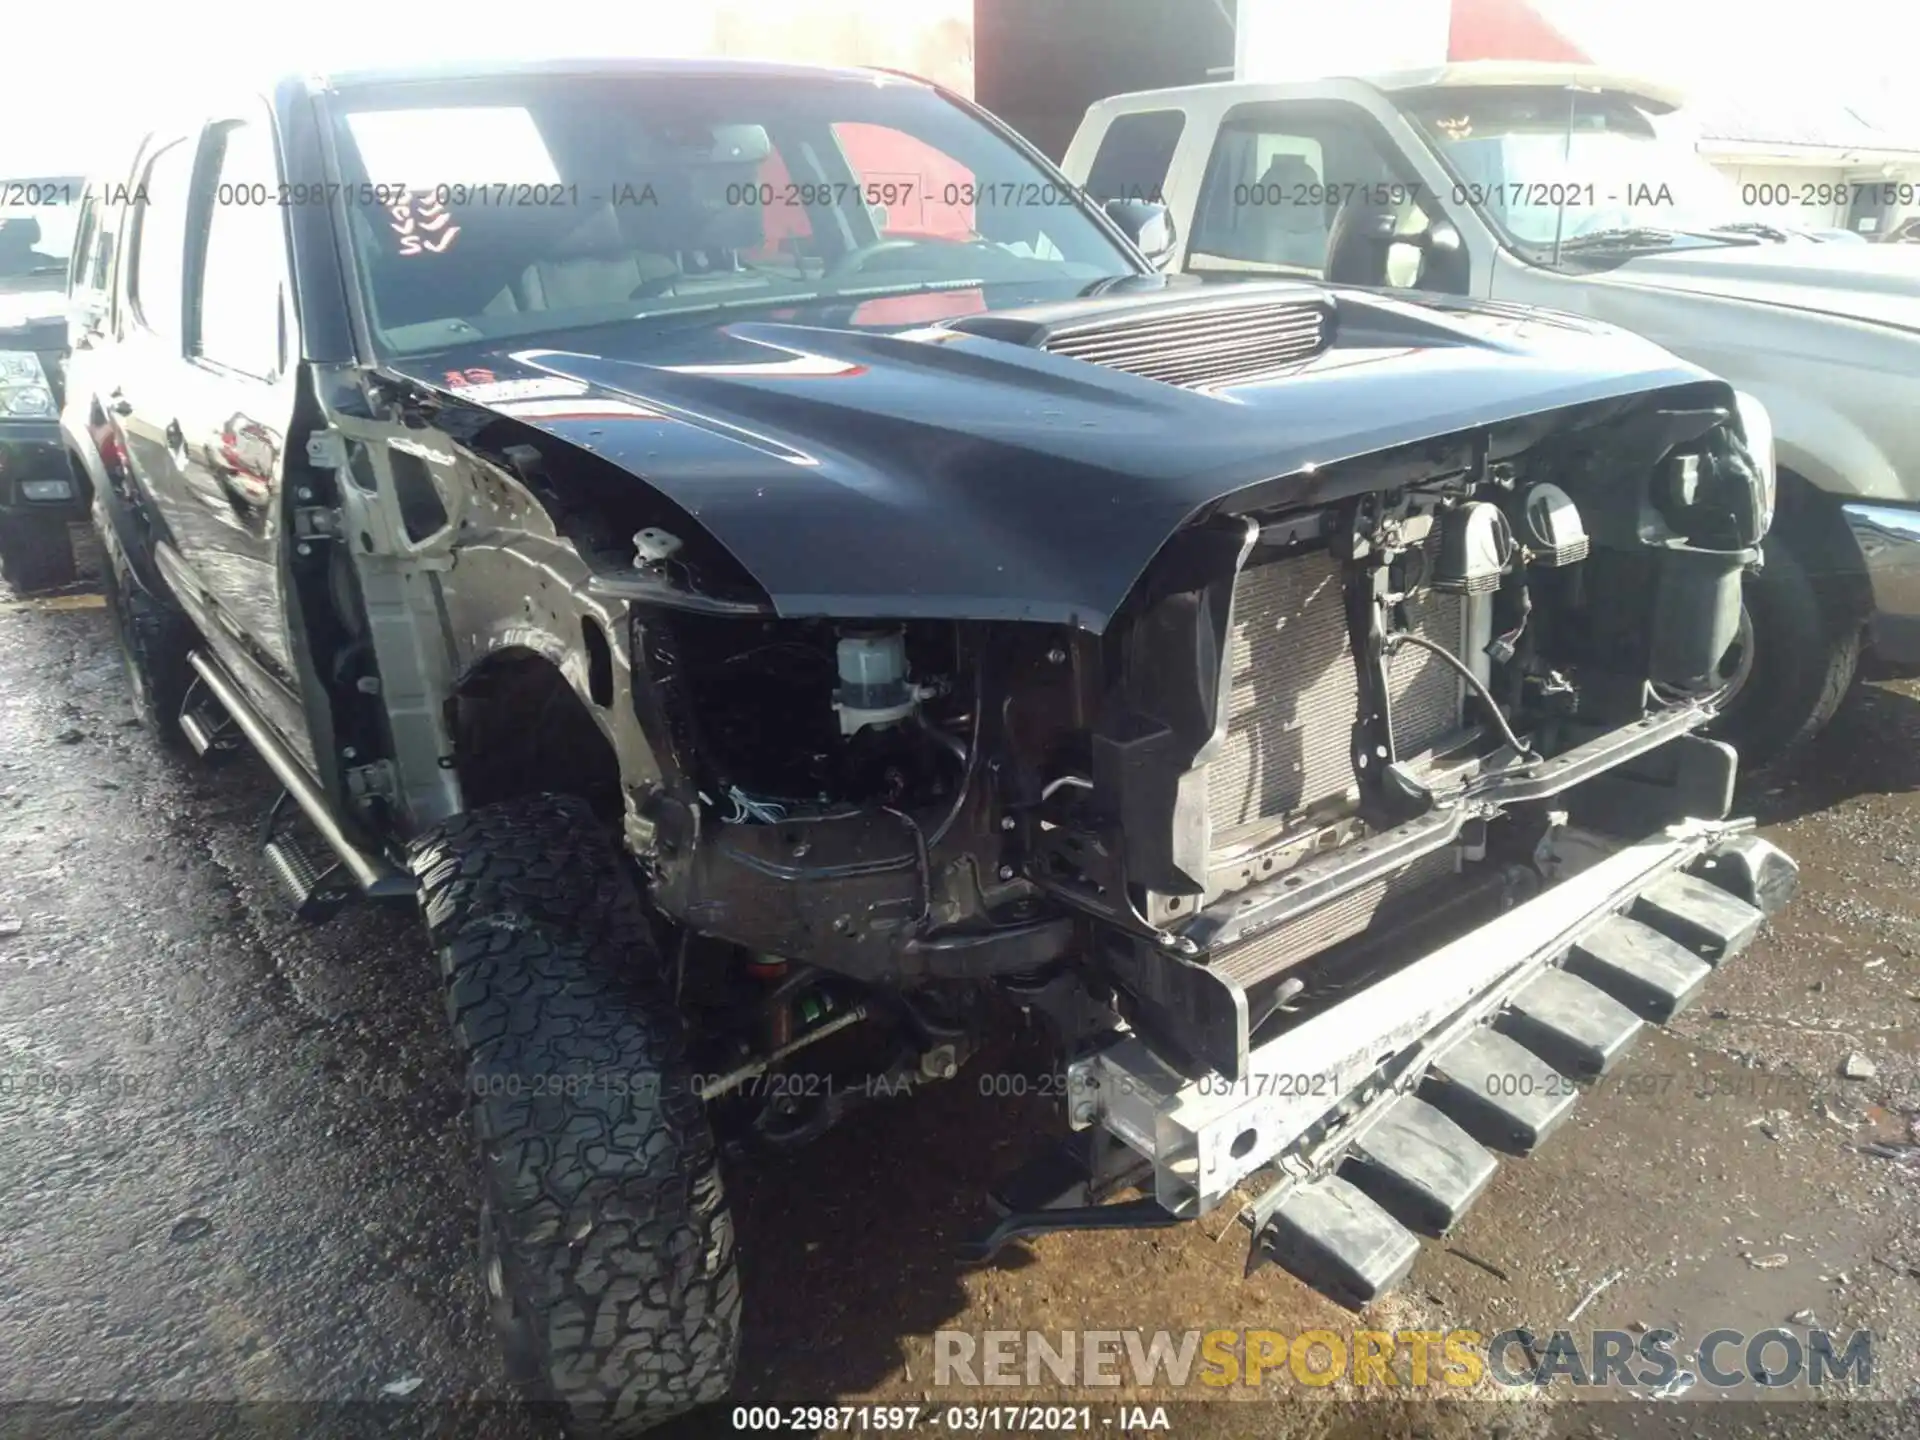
[1554,226,1683,253]
[1555,225,1763,258]
[1708,221,1793,242]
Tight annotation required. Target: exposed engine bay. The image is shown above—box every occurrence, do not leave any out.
[613,387,1768,1119]
[668,614,972,820]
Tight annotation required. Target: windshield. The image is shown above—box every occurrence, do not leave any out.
[325,73,1142,356]
[0,177,84,294]
[1400,89,1749,257]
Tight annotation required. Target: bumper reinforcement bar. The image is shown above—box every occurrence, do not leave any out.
[1100,701,1718,1082]
[1066,820,1793,1305]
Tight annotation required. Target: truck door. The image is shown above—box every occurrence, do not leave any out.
[1182,100,1471,296]
[114,110,313,760]
[166,109,311,751]
[110,134,200,570]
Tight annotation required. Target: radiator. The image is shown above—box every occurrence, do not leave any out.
[1209,848,1461,990]
[1207,549,1465,848]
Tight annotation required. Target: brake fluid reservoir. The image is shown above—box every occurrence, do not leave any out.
[833,628,917,735]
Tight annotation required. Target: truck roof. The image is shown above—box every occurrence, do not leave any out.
[79,56,945,196]
[1090,60,1686,116]
[300,54,922,95]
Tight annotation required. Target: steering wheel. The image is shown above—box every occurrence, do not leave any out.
[825,238,924,279]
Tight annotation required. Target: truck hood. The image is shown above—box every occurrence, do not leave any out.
[1610,242,1920,334]
[386,280,1719,630]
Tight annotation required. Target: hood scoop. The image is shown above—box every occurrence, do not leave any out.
[946,289,1335,390]
[1039,296,1333,389]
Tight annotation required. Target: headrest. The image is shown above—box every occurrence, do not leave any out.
[1256,154,1320,189]
[550,202,628,258]
[622,164,764,257]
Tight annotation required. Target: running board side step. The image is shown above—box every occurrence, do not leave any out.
[260,789,355,923]
[1068,820,1789,1308]
[186,651,417,906]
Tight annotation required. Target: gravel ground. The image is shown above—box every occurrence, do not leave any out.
[3,548,1918,1438]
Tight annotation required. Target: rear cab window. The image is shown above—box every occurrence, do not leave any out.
[1083,110,1184,204]
[129,139,197,345]
[831,123,976,241]
[738,123,977,259]
[190,118,291,381]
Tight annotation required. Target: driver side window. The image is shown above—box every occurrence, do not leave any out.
[1189,104,1462,294]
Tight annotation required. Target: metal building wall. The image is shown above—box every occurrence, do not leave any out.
[974,0,1234,160]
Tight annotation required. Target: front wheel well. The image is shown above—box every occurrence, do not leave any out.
[445,649,623,821]
[1774,466,1873,633]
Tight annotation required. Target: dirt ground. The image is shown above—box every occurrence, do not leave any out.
[3,545,1918,1438]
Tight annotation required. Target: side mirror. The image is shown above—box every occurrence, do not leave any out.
[1102,197,1178,270]
[1399,217,1470,294]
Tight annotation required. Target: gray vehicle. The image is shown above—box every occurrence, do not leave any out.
[63,58,1794,1432]
[0,176,87,591]
[1065,62,1920,763]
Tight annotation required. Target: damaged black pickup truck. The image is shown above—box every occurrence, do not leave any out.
[63,57,1794,1431]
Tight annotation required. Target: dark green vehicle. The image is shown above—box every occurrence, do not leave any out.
[0,175,87,592]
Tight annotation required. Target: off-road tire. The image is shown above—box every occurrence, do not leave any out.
[99,523,194,745]
[410,795,741,1433]
[1710,531,1860,768]
[0,515,77,593]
